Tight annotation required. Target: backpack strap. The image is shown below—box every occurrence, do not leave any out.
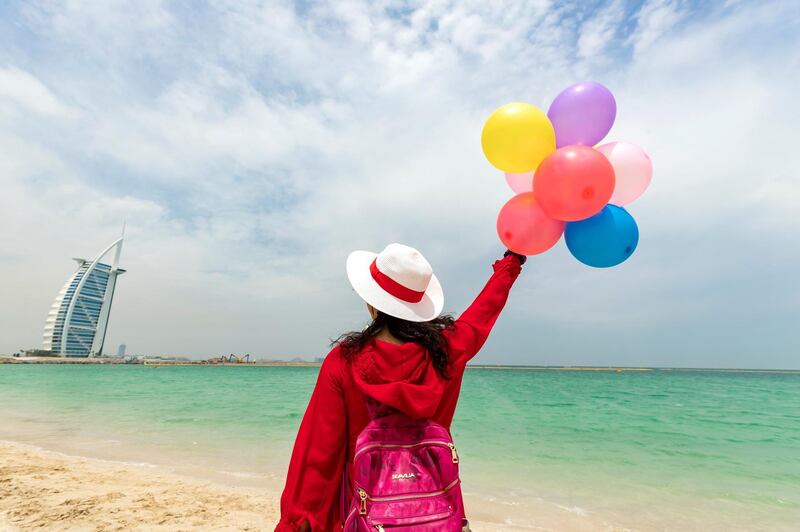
[341,396,397,525]
[340,459,349,528]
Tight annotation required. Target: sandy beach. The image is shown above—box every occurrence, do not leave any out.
[1,441,563,532]
[0,440,280,531]
[1,438,638,532]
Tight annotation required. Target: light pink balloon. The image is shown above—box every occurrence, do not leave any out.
[597,142,653,206]
[503,171,534,194]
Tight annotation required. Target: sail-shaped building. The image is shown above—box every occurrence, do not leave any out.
[42,231,126,357]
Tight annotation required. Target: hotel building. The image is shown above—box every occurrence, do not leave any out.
[42,232,126,357]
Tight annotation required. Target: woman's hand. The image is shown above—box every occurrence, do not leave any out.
[503,249,527,265]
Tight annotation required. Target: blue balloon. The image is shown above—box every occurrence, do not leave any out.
[565,205,639,268]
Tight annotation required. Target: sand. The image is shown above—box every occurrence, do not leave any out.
[0,441,279,531]
[1,441,558,532]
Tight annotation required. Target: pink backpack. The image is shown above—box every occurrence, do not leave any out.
[343,406,465,531]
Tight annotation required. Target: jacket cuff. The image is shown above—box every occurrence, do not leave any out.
[275,515,317,532]
[492,254,522,276]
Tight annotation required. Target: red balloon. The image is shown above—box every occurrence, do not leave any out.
[533,145,615,221]
[496,192,564,255]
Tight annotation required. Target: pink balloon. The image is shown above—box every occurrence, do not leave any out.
[597,142,652,206]
[504,172,534,194]
[496,192,564,255]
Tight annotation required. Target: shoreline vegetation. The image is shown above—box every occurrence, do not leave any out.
[1,356,798,373]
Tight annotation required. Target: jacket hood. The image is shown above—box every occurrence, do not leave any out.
[351,339,446,419]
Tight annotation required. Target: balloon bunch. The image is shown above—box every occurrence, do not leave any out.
[482,82,652,268]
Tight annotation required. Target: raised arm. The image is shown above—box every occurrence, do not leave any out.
[275,353,347,532]
[443,252,524,367]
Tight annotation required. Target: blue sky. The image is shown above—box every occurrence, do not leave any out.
[1,0,798,368]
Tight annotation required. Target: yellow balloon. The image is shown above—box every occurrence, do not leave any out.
[481,102,556,173]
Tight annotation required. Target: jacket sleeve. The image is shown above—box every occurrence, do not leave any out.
[444,254,522,367]
[275,353,347,532]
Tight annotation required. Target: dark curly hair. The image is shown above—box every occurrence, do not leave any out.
[334,311,455,378]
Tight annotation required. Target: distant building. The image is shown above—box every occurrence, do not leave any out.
[42,230,126,358]
[117,343,127,357]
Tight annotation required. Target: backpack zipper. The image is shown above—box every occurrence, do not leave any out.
[363,479,460,531]
[358,488,368,515]
[358,476,459,508]
[354,439,459,463]
[447,442,459,463]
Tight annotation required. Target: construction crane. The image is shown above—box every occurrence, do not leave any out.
[206,354,251,364]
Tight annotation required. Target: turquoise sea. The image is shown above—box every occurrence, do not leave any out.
[1,365,799,530]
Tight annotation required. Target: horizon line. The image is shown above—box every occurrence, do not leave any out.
[2,354,800,373]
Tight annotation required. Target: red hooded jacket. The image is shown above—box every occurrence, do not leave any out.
[275,255,522,531]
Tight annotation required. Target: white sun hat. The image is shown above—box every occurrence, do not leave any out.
[347,243,444,322]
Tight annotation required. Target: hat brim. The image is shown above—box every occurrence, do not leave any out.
[346,250,444,323]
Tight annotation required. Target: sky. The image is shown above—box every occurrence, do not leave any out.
[1,0,798,368]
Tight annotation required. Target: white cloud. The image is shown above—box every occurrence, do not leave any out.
[0,67,72,116]
[0,0,798,367]
[20,0,174,57]
[629,0,687,56]
[576,0,625,61]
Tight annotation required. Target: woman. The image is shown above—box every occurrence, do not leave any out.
[276,243,524,531]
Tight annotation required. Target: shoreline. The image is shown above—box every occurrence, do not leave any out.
[0,439,554,531]
[0,356,324,367]
[3,356,799,373]
[6,430,795,532]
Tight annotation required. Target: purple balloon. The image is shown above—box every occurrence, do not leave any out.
[548,82,616,148]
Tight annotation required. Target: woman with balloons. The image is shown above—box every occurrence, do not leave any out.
[483,82,652,268]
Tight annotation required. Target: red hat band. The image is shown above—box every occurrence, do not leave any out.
[369,259,425,303]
